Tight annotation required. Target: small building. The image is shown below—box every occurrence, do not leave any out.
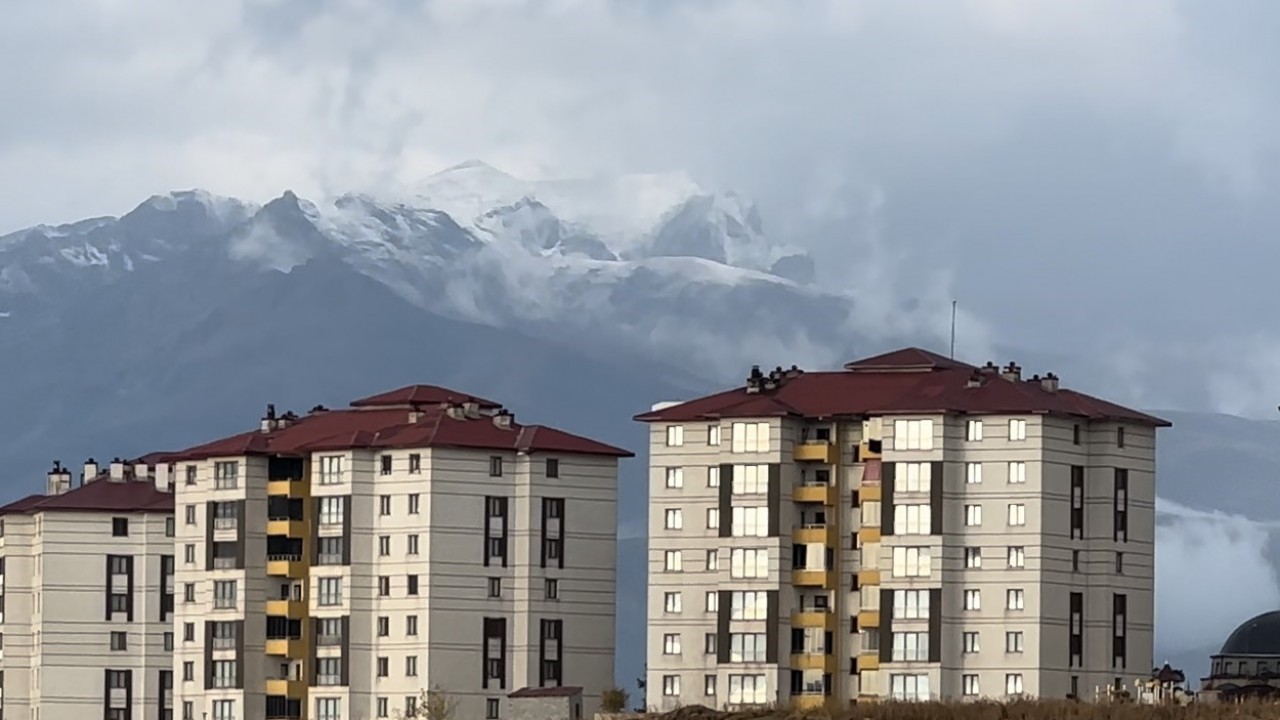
[507,686,584,720]
[1200,610,1280,701]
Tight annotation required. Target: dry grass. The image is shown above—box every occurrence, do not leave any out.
[642,700,1280,720]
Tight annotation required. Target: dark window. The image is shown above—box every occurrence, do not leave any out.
[108,555,129,575]
[380,455,392,475]
[1117,426,1125,447]
[484,497,508,568]
[1070,676,1079,698]
[1070,466,1085,540]
[545,579,558,600]
[1069,592,1083,668]
[110,631,127,650]
[182,661,193,682]
[546,458,559,478]
[378,577,390,597]
[705,633,716,654]
[1112,593,1128,668]
[111,518,129,536]
[1072,424,1081,445]
[377,617,389,637]
[483,617,507,690]
[106,669,130,688]
[407,575,419,596]
[316,537,345,565]
[409,454,421,474]
[486,699,500,719]
[488,578,501,598]
[183,584,195,603]
[164,632,173,651]
[1116,552,1124,574]
[539,619,563,687]
[1071,550,1080,573]
[1114,469,1129,543]
[489,456,503,477]
[541,498,566,569]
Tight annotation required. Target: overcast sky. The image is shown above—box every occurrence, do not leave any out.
[5,0,1280,414]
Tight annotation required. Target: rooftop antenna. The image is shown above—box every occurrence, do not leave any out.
[950,300,957,359]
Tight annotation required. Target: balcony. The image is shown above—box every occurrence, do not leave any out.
[791,569,835,588]
[266,519,307,537]
[267,479,309,498]
[792,695,827,711]
[859,484,882,502]
[265,598,308,619]
[793,483,835,505]
[857,526,882,544]
[792,610,837,631]
[264,679,307,699]
[794,441,838,464]
[859,440,882,460]
[265,637,307,658]
[791,653,837,673]
[856,569,881,586]
[266,554,307,579]
[793,524,837,546]
[856,654,880,672]
[857,610,881,629]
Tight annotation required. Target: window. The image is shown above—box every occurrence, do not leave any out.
[379,495,391,516]
[1008,547,1025,568]
[378,576,391,597]
[963,675,980,697]
[1007,503,1026,526]
[967,419,983,441]
[730,548,769,579]
[1116,551,1124,574]
[165,516,175,537]
[728,674,767,704]
[409,453,421,473]
[705,548,717,570]
[894,504,931,535]
[964,589,981,610]
[707,466,720,488]
[731,464,769,494]
[407,575,419,596]
[1117,426,1125,448]
[665,468,684,489]
[730,507,769,537]
[185,465,197,485]
[112,517,128,537]
[319,497,344,526]
[377,617,389,637]
[408,494,421,514]
[730,422,770,453]
[663,634,682,655]
[185,505,196,525]
[662,675,681,696]
[406,615,418,635]
[110,631,127,650]
[318,455,343,485]
[964,547,982,569]
[164,631,173,650]
[664,592,682,613]
[407,534,419,555]
[182,661,194,681]
[378,536,391,556]
[377,657,389,677]
[489,456,503,477]
[706,591,719,613]
[730,591,769,620]
[664,551,683,572]
[1072,549,1081,572]
[184,544,195,564]
[1006,589,1025,610]
[891,547,931,578]
[316,698,341,720]
[1008,418,1027,441]
[898,462,931,492]
[1115,468,1129,542]
[183,702,194,720]
[666,426,684,446]
[1006,631,1024,653]
[543,458,560,479]
[545,579,558,600]
[212,700,236,720]
[318,577,342,606]
[665,509,683,530]
[214,461,239,489]
[892,590,929,619]
[1073,424,1081,445]
[406,655,418,676]
[183,584,195,603]
[890,674,930,701]
[892,419,934,451]
[380,454,392,475]
[708,425,721,445]
[706,508,720,530]
[213,580,237,609]
[1008,461,1026,484]
[486,699,500,719]
[729,633,767,662]
[964,505,982,527]
[211,660,237,688]
[962,632,979,653]
[317,657,342,685]
[704,675,717,696]
[892,632,929,661]
[966,462,982,484]
[1006,673,1024,695]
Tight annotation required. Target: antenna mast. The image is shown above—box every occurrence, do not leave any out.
[950,300,957,359]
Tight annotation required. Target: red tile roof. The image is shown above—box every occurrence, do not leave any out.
[0,476,174,516]
[508,686,583,698]
[635,346,1170,427]
[350,384,501,409]
[160,388,632,462]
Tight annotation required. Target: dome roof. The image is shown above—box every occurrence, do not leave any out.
[1221,611,1280,655]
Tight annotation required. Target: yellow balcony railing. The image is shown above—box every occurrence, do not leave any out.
[791,569,835,588]
[857,654,881,672]
[794,441,838,464]
[857,526,882,544]
[267,479,309,498]
[792,695,828,711]
[793,484,835,505]
[857,610,881,629]
[791,653,838,673]
[859,441,882,460]
[264,679,307,699]
[792,610,837,631]
[859,483,882,502]
[265,638,307,658]
[793,524,836,546]
[266,519,308,537]
[265,598,308,619]
[266,555,307,579]
[857,569,881,586]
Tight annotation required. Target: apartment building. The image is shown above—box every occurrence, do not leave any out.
[0,459,176,720]
[162,384,630,720]
[637,348,1168,709]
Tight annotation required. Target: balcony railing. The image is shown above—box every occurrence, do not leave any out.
[267,553,302,562]
[316,634,343,647]
[213,517,237,531]
[212,557,237,570]
[212,636,236,650]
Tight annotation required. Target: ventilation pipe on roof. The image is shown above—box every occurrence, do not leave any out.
[83,458,99,485]
[493,411,514,429]
[109,457,127,482]
[1040,372,1060,393]
[444,403,466,421]
[46,461,72,496]
[309,405,329,414]
[155,464,174,494]
[979,361,999,375]
[745,365,765,394]
[261,403,278,433]
[462,401,481,420]
[276,410,298,430]
[965,370,984,389]
[1000,362,1022,382]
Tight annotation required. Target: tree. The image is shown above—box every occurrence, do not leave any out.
[601,687,629,713]
[391,685,458,720]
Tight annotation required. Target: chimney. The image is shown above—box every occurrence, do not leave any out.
[310,405,329,414]
[277,410,298,430]
[1000,362,1022,382]
[46,461,72,496]
[462,401,481,420]
[979,361,999,375]
[83,458,99,484]
[965,370,984,389]
[156,464,174,494]
[109,457,126,482]
[493,411,514,429]
[745,365,765,394]
[445,403,466,421]
[1040,372,1060,393]
[261,403,278,433]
